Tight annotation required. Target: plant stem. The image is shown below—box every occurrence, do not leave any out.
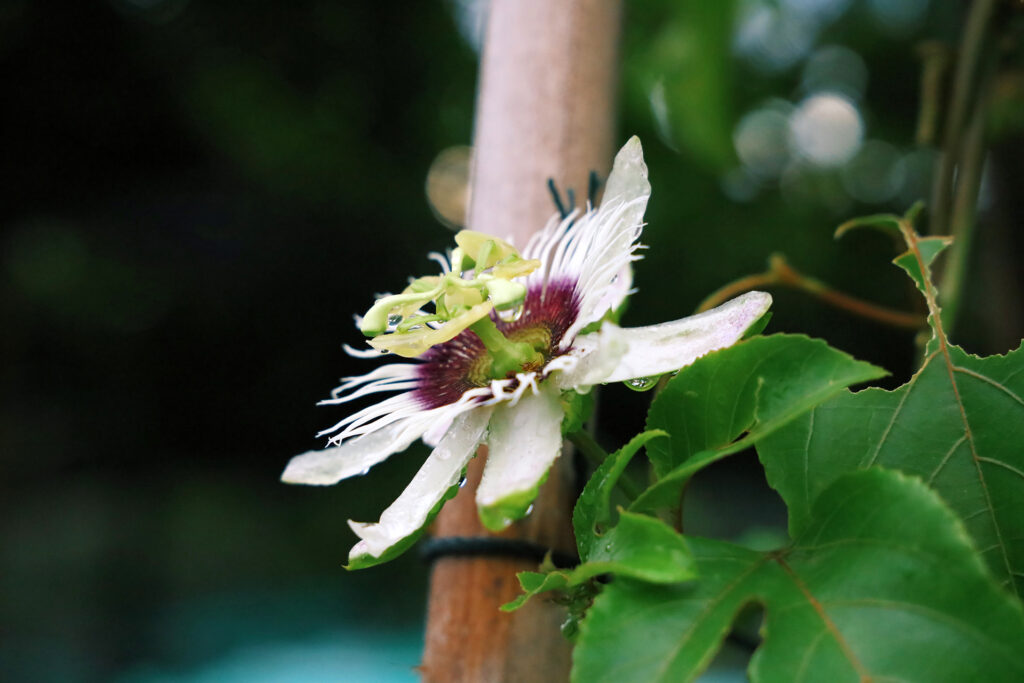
[567,430,643,501]
[696,254,926,330]
[914,41,951,147]
[928,0,997,238]
[939,67,991,337]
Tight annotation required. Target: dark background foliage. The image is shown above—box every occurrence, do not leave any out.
[2,1,1020,680]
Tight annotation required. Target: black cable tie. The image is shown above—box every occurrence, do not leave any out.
[419,536,578,568]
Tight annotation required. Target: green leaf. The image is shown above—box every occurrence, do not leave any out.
[762,209,1024,596]
[632,335,885,513]
[573,469,1024,683]
[503,511,695,612]
[502,571,571,612]
[579,511,695,583]
[892,235,952,296]
[841,205,948,346]
[833,211,904,239]
[758,341,1024,596]
[833,202,924,240]
[573,430,667,560]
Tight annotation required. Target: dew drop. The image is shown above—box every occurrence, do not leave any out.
[387,314,402,326]
[496,304,525,323]
[358,467,371,477]
[524,504,535,516]
[625,376,659,392]
[560,617,578,639]
[458,475,468,488]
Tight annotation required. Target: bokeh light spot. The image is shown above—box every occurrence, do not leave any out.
[734,100,793,179]
[425,146,472,230]
[788,93,863,167]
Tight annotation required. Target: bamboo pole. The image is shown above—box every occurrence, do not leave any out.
[420,1,622,681]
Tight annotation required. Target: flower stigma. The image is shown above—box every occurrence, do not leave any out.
[361,230,544,379]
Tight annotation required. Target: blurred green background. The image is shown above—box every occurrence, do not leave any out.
[2,1,1021,681]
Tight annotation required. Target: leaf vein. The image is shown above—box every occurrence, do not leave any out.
[927,434,967,485]
[862,368,920,468]
[976,456,1024,483]
[775,556,872,682]
[803,408,815,513]
[953,366,1024,408]
[793,628,830,683]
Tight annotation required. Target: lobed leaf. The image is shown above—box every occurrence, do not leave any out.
[760,211,1024,595]
[758,341,1024,596]
[573,469,1024,683]
[633,335,885,513]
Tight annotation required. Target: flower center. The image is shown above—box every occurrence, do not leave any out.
[414,279,581,409]
[468,315,544,379]
[358,230,542,360]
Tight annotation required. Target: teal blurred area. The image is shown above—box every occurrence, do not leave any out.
[3,0,1023,681]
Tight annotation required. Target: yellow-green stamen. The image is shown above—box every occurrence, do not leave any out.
[360,229,542,367]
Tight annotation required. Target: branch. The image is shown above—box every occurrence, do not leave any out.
[697,254,926,330]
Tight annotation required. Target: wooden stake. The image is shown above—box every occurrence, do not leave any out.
[420,1,621,681]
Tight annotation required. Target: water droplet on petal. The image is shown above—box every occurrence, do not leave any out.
[388,314,402,326]
[496,304,525,323]
[458,475,468,488]
[358,467,371,476]
[625,376,659,392]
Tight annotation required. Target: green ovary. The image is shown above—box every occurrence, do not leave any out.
[507,325,552,358]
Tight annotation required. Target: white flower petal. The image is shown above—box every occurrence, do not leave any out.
[558,291,773,386]
[602,136,651,229]
[281,415,433,485]
[551,331,625,392]
[476,385,564,531]
[562,138,652,342]
[420,414,454,448]
[602,263,636,318]
[348,406,493,560]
